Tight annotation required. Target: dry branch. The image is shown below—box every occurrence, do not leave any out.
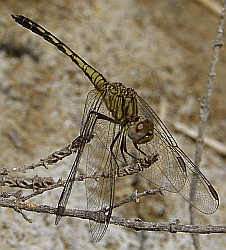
[173,121,226,155]
[1,198,226,234]
[190,1,226,248]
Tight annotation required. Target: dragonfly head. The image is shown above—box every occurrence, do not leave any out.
[128,118,154,144]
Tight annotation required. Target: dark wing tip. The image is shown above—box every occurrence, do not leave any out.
[208,184,219,202]
[177,156,186,172]
[55,216,61,225]
[55,205,65,225]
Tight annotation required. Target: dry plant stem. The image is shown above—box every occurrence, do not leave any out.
[173,121,226,155]
[1,156,161,212]
[195,1,225,168]
[6,136,83,174]
[0,174,85,190]
[190,1,226,249]
[1,154,158,191]
[111,188,164,210]
[1,175,59,189]
[1,198,226,234]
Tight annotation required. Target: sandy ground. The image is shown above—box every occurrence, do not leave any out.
[0,0,226,249]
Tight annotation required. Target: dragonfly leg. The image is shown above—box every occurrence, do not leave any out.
[109,130,123,172]
[120,133,129,165]
[120,133,141,161]
[89,111,116,123]
[132,142,147,156]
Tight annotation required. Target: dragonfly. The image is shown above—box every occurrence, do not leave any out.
[12,15,219,242]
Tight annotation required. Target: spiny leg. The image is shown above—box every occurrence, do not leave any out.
[120,133,136,162]
[133,142,147,156]
[120,133,129,165]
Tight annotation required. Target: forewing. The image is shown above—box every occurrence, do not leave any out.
[84,89,120,242]
[135,95,219,213]
[133,95,187,192]
[56,89,111,228]
[55,94,102,225]
[174,147,219,213]
[143,137,187,192]
[55,145,81,225]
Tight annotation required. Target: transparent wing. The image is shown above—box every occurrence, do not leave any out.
[85,120,116,242]
[83,89,120,242]
[55,147,81,225]
[55,90,106,225]
[173,147,219,214]
[133,95,219,214]
[142,136,187,193]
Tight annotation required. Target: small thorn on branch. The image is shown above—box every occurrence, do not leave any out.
[169,219,180,233]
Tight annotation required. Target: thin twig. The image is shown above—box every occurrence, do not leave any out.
[1,175,58,189]
[194,1,225,169]
[1,198,226,234]
[5,136,83,174]
[1,154,158,192]
[173,121,226,155]
[111,188,165,210]
[190,1,226,249]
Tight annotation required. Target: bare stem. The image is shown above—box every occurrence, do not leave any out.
[1,198,226,234]
[190,1,226,249]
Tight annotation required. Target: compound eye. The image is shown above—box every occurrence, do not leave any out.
[128,119,154,143]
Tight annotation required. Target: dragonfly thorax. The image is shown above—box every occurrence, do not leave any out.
[104,82,138,123]
[127,118,154,144]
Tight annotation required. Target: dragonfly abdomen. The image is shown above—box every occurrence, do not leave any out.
[11,14,108,92]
